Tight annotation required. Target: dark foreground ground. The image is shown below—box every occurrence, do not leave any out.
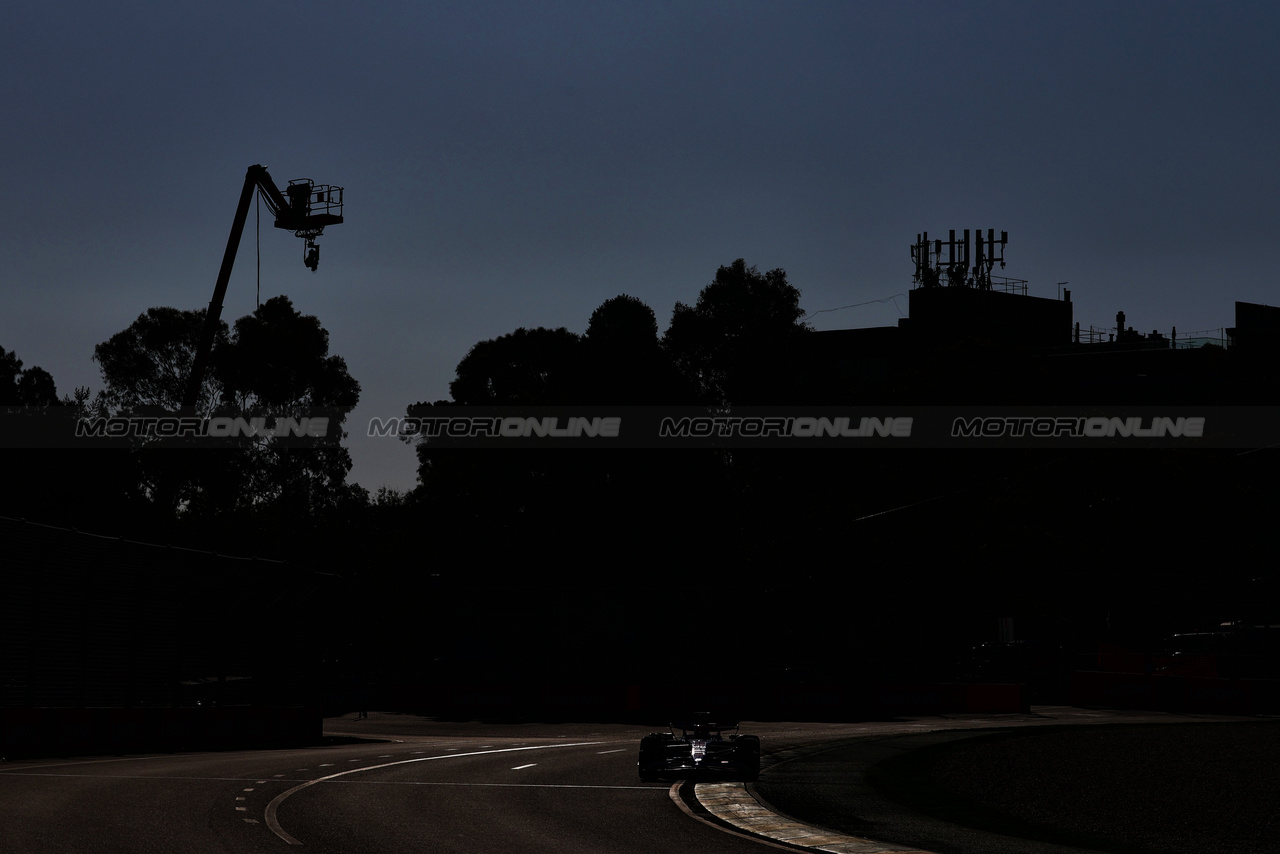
[756,720,1280,854]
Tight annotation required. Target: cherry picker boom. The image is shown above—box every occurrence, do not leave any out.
[180,164,343,411]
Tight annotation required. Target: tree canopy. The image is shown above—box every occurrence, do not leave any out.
[585,294,660,354]
[218,296,360,412]
[91,296,362,521]
[662,258,810,405]
[449,326,584,405]
[1,345,59,406]
[405,265,812,563]
[94,306,226,414]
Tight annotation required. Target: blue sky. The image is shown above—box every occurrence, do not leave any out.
[3,1,1277,492]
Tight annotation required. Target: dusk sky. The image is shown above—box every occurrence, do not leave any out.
[3,1,1277,493]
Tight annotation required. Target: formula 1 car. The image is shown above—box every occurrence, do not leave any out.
[637,716,760,781]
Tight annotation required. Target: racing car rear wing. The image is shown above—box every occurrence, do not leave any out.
[670,716,740,733]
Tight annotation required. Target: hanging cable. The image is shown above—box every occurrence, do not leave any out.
[256,187,261,311]
[801,294,907,321]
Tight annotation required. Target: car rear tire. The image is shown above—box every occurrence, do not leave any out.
[638,734,666,781]
[735,735,760,781]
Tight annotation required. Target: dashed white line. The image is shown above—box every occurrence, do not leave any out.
[312,781,656,790]
[264,742,604,846]
[511,763,536,770]
[596,749,626,754]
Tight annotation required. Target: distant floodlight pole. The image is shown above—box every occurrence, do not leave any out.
[180,164,343,411]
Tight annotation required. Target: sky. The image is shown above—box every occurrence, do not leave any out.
[3,1,1278,494]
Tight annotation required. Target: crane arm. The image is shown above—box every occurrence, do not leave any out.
[179,164,342,411]
[250,164,292,222]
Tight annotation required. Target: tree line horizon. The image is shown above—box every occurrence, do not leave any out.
[4,256,1268,669]
[2,258,814,537]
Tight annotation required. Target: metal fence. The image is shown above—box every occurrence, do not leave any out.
[1173,328,1230,350]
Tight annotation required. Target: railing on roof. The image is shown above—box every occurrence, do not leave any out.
[910,275,1029,294]
[1071,325,1232,348]
[987,276,1028,295]
[1173,328,1230,350]
[1074,325,1112,344]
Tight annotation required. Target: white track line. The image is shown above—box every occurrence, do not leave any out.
[264,742,604,846]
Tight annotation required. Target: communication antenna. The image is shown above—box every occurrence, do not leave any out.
[911,229,1007,289]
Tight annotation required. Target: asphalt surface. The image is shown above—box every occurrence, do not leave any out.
[0,708,1267,853]
[0,716,783,854]
[750,715,1280,854]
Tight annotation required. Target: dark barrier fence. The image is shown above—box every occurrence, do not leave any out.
[1071,671,1280,716]
[0,705,320,759]
[383,680,1030,722]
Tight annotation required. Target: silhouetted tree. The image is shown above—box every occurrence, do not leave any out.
[410,332,590,547]
[94,307,227,414]
[0,348,147,532]
[449,326,583,405]
[19,367,58,406]
[660,261,829,574]
[217,296,360,413]
[583,294,697,405]
[409,298,725,580]
[90,297,362,524]
[205,295,363,518]
[662,259,810,405]
[1,345,59,405]
[585,294,660,352]
[0,346,19,404]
